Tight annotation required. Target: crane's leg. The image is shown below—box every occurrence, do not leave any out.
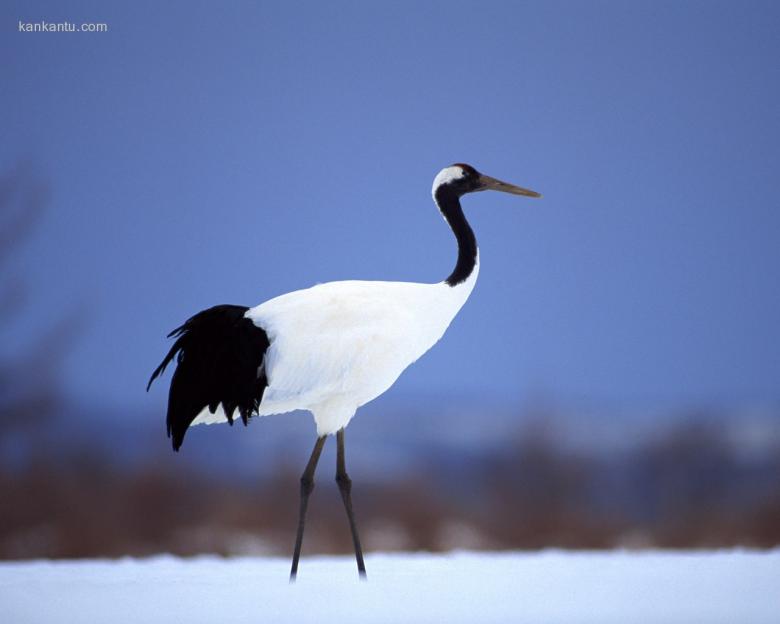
[290,435,326,582]
[336,428,367,578]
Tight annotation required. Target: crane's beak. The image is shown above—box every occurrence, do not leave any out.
[477,174,542,198]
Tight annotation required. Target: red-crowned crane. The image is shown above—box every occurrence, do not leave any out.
[148,164,541,580]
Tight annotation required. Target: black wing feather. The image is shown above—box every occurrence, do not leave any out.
[147,304,270,451]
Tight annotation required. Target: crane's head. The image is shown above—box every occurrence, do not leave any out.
[432,163,541,200]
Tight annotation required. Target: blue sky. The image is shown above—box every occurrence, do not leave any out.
[3,1,779,412]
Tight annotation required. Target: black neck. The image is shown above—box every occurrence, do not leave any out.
[435,187,478,287]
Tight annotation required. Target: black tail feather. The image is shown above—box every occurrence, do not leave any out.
[148,304,270,451]
[146,340,181,392]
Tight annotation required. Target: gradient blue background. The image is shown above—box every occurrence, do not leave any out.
[3,0,779,416]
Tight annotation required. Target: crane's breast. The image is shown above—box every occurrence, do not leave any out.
[247,280,458,410]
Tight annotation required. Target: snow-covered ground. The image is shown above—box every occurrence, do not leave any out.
[1,550,778,623]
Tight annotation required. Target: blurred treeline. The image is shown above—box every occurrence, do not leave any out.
[1,166,779,559]
[1,415,779,559]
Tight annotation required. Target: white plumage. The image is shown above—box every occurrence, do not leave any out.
[432,165,467,189]
[192,259,479,434]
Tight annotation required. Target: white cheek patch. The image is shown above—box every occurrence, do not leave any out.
[432,166,465,197]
